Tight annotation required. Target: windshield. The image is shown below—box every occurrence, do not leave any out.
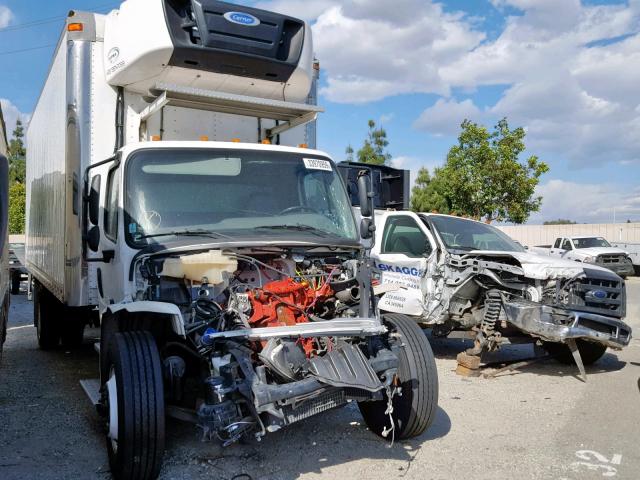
[427,215,525,253]
[124,149,358,246]
[573,237,611,248]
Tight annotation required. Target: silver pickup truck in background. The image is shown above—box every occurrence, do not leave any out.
[529,236,635,278]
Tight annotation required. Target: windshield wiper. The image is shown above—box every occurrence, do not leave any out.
[136,229,232,240]
[254,224,331,237]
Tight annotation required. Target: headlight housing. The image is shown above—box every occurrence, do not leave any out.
[583,256,596,263]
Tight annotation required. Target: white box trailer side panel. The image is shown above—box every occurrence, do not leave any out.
[26,38,68,300]
[27,13,116,306]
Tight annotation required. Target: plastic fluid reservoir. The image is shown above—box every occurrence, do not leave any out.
[161,250,237,284]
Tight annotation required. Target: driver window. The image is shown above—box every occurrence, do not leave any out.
[561,239,572,250]
[382,216,430,258]
[553,238,562,248]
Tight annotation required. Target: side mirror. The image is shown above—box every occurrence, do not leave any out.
[87,225,100,252]
[358,172,373,218]
[89,175,101,225]
[360,218,375,239]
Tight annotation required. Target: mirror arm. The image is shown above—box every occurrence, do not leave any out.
[85,250,115,263]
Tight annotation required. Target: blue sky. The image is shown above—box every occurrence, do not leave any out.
[1,0,639,223]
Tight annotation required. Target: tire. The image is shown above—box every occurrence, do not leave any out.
[33,283,60,350]
[11,271,21,295]
[359,314,438,440]
[542,340,607,366]
[104,331,165,480]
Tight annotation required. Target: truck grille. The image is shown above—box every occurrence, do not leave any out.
[569,276,625,318]
[597,254,626,265]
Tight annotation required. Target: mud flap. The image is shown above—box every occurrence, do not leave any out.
[307,343,384,392]
[566,338,587,382]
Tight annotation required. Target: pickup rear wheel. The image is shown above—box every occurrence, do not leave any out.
[33,283,60,350]
[105,331,165,480]
[543,340,607,365]
[359,314,438,440]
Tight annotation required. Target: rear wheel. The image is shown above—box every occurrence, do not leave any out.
[359,314,438,440]
[104,331,165,480]
[33,282,60,350]
[543,340,607,365]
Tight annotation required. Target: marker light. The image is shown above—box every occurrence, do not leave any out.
[68,23,84,32]
[261,139,271,144]
[151,135,161,141]
[298,143,308,149]
[200,135,209,141]
[231,138,241,143]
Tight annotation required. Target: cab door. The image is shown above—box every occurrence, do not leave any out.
[85,160,123,310]
[373,213,436,316]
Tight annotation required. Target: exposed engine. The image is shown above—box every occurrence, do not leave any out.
[133,248,394,445]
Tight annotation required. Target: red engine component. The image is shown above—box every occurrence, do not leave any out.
[248,278,333,329]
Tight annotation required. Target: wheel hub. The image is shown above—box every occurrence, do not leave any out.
[106,369,119,452]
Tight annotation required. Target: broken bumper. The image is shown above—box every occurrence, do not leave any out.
[502,300,632,349]
[202,318,386,341]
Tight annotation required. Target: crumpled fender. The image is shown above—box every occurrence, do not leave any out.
[106,300,186,337]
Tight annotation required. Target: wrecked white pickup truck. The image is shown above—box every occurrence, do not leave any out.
[530,236,634,278]
[371,211,632,377]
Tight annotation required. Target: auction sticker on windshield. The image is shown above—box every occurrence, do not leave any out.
[303,158,332,171]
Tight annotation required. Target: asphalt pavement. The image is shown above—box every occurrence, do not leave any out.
[1,279,639,480]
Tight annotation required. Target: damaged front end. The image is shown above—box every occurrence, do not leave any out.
[128,246,402,445]
[403,248,632,377]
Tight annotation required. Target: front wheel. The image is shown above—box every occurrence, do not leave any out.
[359,314,439,440]
[542,339,607,365]
[104,331,165,480]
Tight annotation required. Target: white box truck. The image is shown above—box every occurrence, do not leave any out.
[26,1,438,478]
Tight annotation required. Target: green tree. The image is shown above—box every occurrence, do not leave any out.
[8,120,26,183]
[543,219,576,225]
[8,182,26,234]
[411,118,549,223]
[357,120,391,165]
[410,167,449,213]
[345,144,354,162]
[8,119,25,161]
